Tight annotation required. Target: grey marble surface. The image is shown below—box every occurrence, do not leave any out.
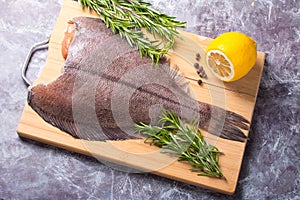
[0,0,299,199]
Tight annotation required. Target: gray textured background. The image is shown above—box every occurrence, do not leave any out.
[0,0,299,199]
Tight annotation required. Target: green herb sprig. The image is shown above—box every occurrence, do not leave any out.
[79,0,186,63]
[135,110,224,178]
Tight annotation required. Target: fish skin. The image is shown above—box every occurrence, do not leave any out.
[28,17,249,142]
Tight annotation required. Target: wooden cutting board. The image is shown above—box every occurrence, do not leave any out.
[17,0,265,194]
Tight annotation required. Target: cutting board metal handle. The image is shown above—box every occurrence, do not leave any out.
[21,37,50,87]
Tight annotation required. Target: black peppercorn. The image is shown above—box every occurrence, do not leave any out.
[194,62,200,69]
[196,53,201,61]
[197,79,203,85]
[197,66,208,79]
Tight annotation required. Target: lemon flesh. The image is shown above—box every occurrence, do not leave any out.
[206,32,257,82]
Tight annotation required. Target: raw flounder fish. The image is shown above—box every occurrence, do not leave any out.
[28,17,249,142]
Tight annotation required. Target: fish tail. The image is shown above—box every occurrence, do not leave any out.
[197,103,249,142]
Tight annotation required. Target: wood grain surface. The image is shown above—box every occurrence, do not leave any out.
[17,0,265,194]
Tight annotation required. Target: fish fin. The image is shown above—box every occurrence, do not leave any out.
[162,64,194,98]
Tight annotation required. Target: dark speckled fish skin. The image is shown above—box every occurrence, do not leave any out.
[27,17,249,142]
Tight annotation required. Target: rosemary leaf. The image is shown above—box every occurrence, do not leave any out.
[135,110,224,178]
[79,0,186,63]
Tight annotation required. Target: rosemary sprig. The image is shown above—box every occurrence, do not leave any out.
[79,0,186,63]
[135,110,224,178]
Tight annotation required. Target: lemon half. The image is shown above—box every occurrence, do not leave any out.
[206,32,257,82]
